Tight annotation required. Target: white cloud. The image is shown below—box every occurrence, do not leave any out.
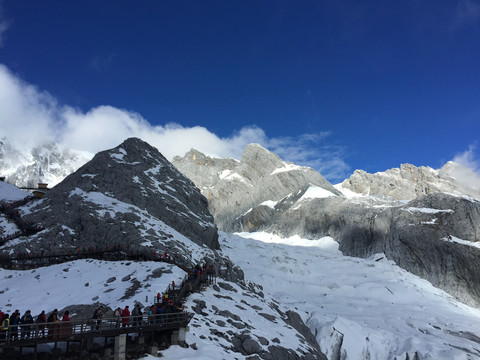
[0,63,350,182]
[448,144,480,192]
[453,144,480,172]
[0,64,60,146]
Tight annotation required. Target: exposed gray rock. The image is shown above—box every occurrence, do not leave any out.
[339,162,480,201]
[236,190,480,306]
[3,138,219,260]
[173,144,341,231]
[243,337,262,355]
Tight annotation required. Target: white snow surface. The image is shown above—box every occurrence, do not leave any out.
[0,260,185,313]
[271,162,305,175]
[298,185,337,200]
[217,232,480,360]
[403,207,455,214]
[0,181,30,201]
[2,191,480,360]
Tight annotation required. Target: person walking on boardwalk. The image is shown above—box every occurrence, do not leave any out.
[114,307,121,328]
[10,309,20,341]
[131,305,138,327]
[47,309,58,339]
[121,306,130,327]
[36,310,46,337]
[132,304,142,328]
[1,314,9,343]
[60,310,72,339]
[92,305,104,330]
[20,310,34,339]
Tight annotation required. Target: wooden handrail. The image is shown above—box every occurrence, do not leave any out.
[0,312,193,347]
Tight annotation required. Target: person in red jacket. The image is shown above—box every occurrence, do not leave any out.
[60,310,72,339]
[121,306,130,327]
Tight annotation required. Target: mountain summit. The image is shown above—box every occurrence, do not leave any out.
[5,137,219,257]
[173,143,341,231]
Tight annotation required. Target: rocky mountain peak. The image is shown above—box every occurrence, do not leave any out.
[339,162,480,200]
[173,144,341,231]
[4,137,219,258]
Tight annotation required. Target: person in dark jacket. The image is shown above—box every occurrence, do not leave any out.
[92,306,104,330]
[9,309,20,341]
[20,310,34,339]
[36,310,46,337]
[47,309,58,339]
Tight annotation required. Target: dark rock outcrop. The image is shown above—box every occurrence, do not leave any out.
[3,138,219,256]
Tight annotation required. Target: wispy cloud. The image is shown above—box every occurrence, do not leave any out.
[87,53,117,72]
[0,63,350,182]
[0,3,10,47]
[454,0,480,27]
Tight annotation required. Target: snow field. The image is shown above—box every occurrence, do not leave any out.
[221,231,480,360]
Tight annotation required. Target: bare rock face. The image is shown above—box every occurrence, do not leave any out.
[173,144,341,231]
[339,163,480,201]
[235,190,480,306]
[6,138,219,256]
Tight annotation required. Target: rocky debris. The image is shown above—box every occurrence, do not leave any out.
[173,144,341,231]
[185,279,327,360]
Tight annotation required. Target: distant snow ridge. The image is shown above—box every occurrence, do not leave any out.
[0,137,91,187]
[338,162,480,200]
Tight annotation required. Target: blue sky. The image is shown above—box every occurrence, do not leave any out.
[1,0,480,182]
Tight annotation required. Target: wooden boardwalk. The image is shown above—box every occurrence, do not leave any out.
[0,312,193,348]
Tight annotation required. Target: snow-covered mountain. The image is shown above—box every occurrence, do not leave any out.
[0,137,91,188]
[2,138,480,359]
[0,138,324,359]
[173,146,480,307]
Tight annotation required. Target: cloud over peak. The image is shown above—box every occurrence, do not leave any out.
[0,63,351,182]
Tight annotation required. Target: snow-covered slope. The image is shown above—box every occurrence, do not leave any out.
[219,232,480,360]
[2,232,480,360]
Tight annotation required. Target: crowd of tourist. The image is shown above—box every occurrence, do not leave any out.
[0,262,214,345]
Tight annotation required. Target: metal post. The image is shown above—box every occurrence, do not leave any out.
[114,334,126,360]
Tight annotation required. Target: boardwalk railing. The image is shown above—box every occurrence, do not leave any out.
[0,312,193,347]
[0,247,192,273]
